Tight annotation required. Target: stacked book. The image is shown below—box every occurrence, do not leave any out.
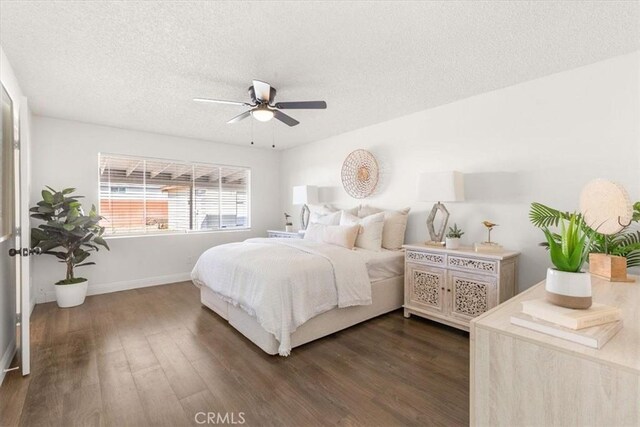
[510,298,622,349]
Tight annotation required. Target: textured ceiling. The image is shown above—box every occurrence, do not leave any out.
[1,1,639,149]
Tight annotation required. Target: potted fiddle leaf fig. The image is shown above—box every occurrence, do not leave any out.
[30,187,109,308]
[540,213,594,309]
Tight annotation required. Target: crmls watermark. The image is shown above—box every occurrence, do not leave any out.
[194,412,246,425]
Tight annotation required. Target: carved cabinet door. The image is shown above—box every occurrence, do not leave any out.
[406,262,446,315]
[447,270,497,322]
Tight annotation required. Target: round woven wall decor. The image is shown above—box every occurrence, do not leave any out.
[341,149,379,199]
[580,179,633,235]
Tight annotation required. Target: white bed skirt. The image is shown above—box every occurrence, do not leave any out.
[199,276,404,355]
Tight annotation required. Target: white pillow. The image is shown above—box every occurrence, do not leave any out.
[381,208,410,250]
[308,204,336,224]
[309,204,334,214]
[304,222,325,242]
[310,210,341,226]
[309,205,359,224]
[304,223,360,249]
[340,211,385,251]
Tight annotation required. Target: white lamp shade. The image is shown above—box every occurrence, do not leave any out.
[417,171,465,202]
[292,185,319,205]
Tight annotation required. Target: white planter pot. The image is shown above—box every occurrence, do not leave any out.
[445,237,461,250]
[55,279,88,308]
[545,268,592,309]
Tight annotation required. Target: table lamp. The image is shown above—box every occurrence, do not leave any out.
[417,171,465,245]
[292,185,318,230]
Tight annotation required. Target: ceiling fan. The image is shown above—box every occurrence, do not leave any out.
[194,80,327,127]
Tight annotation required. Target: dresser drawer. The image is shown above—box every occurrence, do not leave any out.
[405,250,446,267]
[447,255,497,275]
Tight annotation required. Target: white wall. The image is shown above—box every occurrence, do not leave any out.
[281,52,640,291]
[31,117,281,302]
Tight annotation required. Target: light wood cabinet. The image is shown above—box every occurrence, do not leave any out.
[402,244,519,331]
[470,276,640,426]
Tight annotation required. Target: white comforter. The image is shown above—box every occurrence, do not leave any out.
[191,238,372,355]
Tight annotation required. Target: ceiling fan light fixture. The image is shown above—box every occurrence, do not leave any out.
[251,106,274,122]
[195,80,325,127]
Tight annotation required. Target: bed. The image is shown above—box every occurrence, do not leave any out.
[192,237,404,355]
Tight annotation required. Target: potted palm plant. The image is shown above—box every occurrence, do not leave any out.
[445,223,464,249]
[539,213,594,309]
[30,187,109,308]
[530,201,640,278]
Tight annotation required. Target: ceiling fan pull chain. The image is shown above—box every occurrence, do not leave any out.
[271,120,276,149]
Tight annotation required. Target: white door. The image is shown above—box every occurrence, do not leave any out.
[11,96,24,375]
[19,97,31,376]
[1,83,31,377]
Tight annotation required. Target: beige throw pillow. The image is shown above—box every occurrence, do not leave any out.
[340,211,385,251]
[381,208,410,250]
[357,205,383,218]
[357,205,410,250]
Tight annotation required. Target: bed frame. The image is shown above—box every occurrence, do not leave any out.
[199,276,404,355]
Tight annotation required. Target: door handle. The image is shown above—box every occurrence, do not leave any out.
[8,247,42,257]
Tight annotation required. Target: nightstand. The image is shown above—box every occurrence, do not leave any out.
[267,230,304,239]
[402,243,519,331]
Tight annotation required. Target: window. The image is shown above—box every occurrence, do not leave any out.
[99,154,250,236]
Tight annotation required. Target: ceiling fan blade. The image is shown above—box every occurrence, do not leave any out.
[269,87,277,104]
[275,101,327,109]
[227,110,252,124]
[194,98,250,107]
[248,87,258,104]
[274,110,300,127]
[253,80,272,103]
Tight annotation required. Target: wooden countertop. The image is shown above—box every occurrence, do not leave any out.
[472,275,640,374]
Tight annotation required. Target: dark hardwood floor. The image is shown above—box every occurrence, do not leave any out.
[0,282,469,426]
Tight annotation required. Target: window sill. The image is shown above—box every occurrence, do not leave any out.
[104,227,252,240]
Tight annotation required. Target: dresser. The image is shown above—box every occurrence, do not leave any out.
[471,276,639,426]
[267,230,303,239]
[402,244,519,331]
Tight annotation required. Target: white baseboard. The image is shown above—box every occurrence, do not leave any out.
[37,272,192,303]
[0,337,17,387]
